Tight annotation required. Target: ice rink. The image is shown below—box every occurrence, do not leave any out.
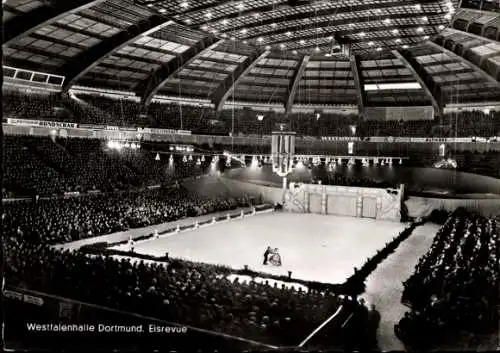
[112,212,408,284]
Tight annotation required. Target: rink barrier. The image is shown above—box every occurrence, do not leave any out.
[79,204,274,250]
[79,214,421,296]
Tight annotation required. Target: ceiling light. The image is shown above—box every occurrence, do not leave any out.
[395,38,401,43]
[444,13,452,20]
[423,35,430,40]
[180,1,189,8]
[265,45,271,50]
[392,29,399,34]
[286,31,292,36]
[221,33,228,38]
[377,47,382,51]
[422,16,428,22]
[292,50,298,55]
[300,39,306,44]
[414,4,422,10]
[243,40,248,44]
[315,46,321,52]
[438,25,445,30]
[201,25,208,30]
[349,23,354,27]
[368,41,374,46]
[257,37,264,42]
[328,36,334,40]
[359,32,366,37]
[253,13,260,18]
[205,12,212,18]
[230,36,236,41]
[271,23,277,28]
[383,19,391,24]
[241,28,247,34]
[185,19,192,24]
[236,2,245,10]
[159,8,166,13]
[402,44,409,49]
[280,43,285,49]
[417,27,424,33]
[221,19,228,25]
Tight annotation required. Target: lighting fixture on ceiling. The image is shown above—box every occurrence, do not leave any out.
[395,38,401,43]
[180,1,189,8]
[417,27,424,33]
[205,12,212,18]
[438,25,445,30]
[280,43,285,49]
[414,4,422,10]
[266,45,271,50]
[286,31,292,36]
[315,46,320,52]
[159,8,166,13]
[368,41,374,46]
[236,2,245,10]
[423,35,430,40]
[257,37,264,42]
[292,50,298,54]
[383,18,391,24]
[271,23,277,27]
[392,29,399,34]
[376,47,382,51]
[241,29,247,34]
[421,16,428,22]
[300,39,306,44]
[359,32,366,37]
[221,19,228,25]
[402,44,409,49]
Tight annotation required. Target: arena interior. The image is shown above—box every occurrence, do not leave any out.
[2,0,500,351]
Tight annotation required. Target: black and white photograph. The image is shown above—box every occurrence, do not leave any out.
[1,0,500,351]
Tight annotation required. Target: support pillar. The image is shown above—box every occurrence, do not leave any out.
[356,196,363,218]
[321,190,327,215]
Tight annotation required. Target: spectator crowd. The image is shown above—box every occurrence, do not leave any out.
[396,209,499,349]
[4,89,499,137]
[3,186,344,346]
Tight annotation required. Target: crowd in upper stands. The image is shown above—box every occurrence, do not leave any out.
[3,136,216,197]
[396,209,499,348]
[3,187,248,244]
[4,90,500,137]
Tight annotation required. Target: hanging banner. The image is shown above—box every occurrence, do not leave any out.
[137,127,191,135]
[7,118,78,129]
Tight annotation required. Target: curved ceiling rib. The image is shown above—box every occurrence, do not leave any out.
[285,55,310,115]
[2,0,107,46]
[140,38,222,105]
[196,0,429,33]
[241,12,447,43]
[392,49,442,116]
[349,55,365,116]
[61,17,174,93]
[426,40,500,85]
[211,50,265,112]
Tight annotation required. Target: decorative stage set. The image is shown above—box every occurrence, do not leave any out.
[271,126,403,222]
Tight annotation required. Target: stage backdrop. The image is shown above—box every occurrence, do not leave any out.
[283,183,403,222]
